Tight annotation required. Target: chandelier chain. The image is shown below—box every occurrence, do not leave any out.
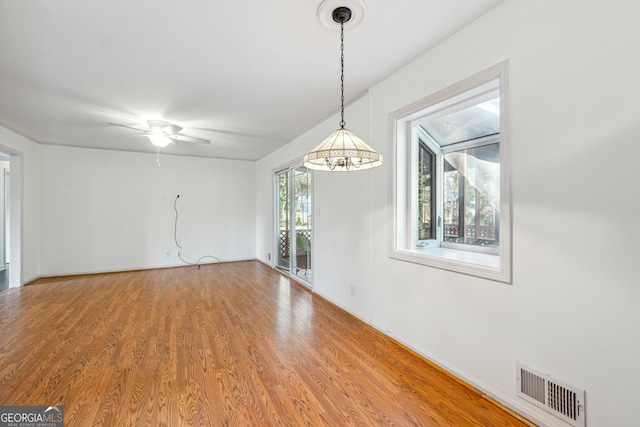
[302,7,383,171]
[340,21,345,128]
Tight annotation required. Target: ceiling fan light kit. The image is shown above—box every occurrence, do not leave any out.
[147,133,172,148]
[147,120,178,147]
[305,0,383,172]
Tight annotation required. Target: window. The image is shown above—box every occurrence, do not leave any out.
[391,63,511,283]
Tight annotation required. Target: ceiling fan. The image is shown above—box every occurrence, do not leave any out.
[108,120,211,147]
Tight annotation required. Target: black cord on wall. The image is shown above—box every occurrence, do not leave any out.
[174,195,222,268]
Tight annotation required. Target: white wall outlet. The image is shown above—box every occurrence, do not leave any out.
[350,284,356,296]
[164,250,170,257]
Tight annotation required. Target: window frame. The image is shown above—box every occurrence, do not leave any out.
[415,134,438,244]
[389,62,511,283]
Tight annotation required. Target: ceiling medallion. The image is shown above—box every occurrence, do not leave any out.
[316,0,367,30]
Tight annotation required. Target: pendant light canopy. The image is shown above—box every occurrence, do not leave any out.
[304,5,382,172]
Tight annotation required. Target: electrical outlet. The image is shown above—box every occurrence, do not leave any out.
[164,250,170,257]
[268,253,271,260]
[350,284,356,296]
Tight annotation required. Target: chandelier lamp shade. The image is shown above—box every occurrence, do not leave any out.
[304,4,383,172]
[303,127,382,171]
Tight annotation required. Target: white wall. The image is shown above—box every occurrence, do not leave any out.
[40,145,256,276]
[0,126,40,286]
[256,1,640,425]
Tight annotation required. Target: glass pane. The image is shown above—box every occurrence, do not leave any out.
[421,97,500,146]
[293,167,312,282]
[444,143,500,246]
[443,161,461,239]
[276,171,290,271]
[418,142,435,240]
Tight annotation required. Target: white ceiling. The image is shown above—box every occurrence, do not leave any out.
[0,0,504,161]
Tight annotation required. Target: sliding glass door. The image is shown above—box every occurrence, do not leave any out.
[276,169,290,271]
[275,164,312,285]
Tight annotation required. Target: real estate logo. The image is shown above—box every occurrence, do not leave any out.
[0,406,64,427]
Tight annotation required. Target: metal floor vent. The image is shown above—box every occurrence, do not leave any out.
[516,362,585,427]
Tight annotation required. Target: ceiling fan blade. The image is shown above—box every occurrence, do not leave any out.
[162,124,183,135]
[107,122,149,133]
[169,134,211,144]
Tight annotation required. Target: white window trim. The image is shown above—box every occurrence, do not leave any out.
[389,61,512,283]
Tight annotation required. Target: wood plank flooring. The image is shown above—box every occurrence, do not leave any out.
[0,261,532,426]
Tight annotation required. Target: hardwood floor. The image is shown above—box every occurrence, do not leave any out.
[0,261,532,426]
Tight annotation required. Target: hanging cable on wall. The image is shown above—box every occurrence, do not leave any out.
[174,195,222,268]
